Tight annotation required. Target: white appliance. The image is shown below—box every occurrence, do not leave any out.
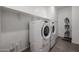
[29,20,51,52]
[49,20,57,48]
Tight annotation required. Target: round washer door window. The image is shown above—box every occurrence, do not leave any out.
[41,23,51,40]
[52,26,55,33]
[44,26,49,36]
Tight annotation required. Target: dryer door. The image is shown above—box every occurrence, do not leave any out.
[41,23,51,40]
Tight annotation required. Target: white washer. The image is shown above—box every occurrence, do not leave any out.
[50,20,57,48]
[29,20,51,52]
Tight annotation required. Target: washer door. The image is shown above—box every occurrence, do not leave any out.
[52,25,55,33]
[52,23,56,35]
[41,23,51,40]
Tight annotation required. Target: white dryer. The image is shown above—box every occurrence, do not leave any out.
[50,20,57,48]
[29,20,51,52]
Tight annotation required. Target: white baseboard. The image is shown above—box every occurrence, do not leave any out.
[58,33,64,37]
[72,40,79,45]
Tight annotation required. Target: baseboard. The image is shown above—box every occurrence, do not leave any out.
[18,46,29,52]
[72,41,79,45]
[58,33,64,38]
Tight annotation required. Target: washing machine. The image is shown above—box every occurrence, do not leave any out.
[29,20,51,52]
[49,20,57,48]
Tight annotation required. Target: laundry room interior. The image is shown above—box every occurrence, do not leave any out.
[0,6,79,52]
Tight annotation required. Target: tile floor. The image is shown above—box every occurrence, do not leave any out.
[50,37,79,52]
[23,37,79,52]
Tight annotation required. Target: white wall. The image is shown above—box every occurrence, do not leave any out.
[0,7,30,51]
[5,6,48,18]
[0,7,2,48]
[0,30,28,51]
[2,8,30,32]
[57,7,72,37]
[47,7,56,19]
[0,7,1,32]
[72,6,79,44]
[4,6,56,19]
